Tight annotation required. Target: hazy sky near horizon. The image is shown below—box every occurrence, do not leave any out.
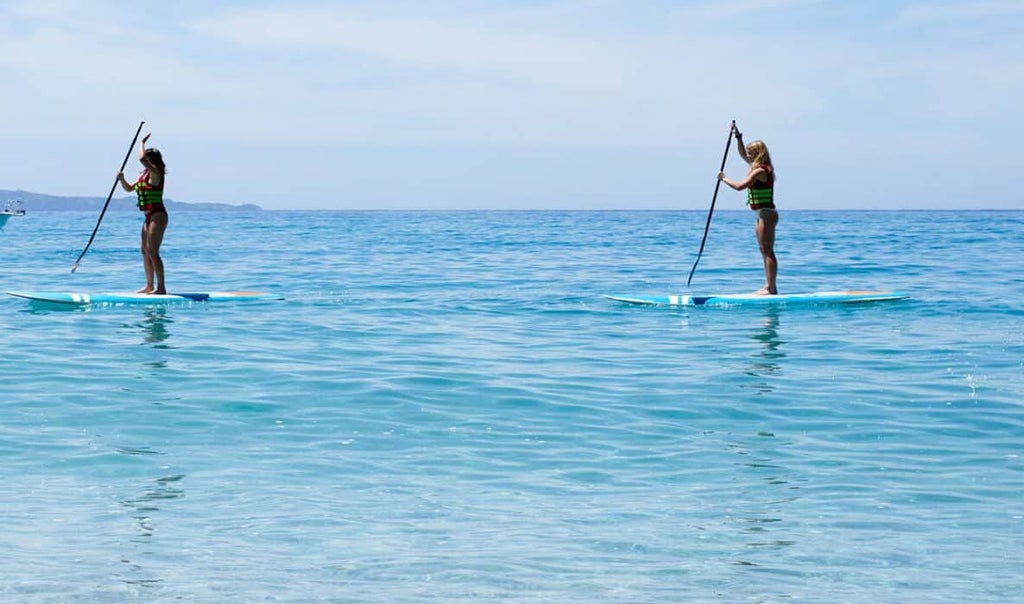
[0,0,1021,210]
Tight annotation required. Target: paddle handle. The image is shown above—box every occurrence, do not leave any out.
[686,120,735,287]
[71,121,145,272]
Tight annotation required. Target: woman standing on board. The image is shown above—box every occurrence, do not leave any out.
[718,124,778,295]
[117,133,167,294]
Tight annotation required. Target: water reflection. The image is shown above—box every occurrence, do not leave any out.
[744,308,785,390]
[727,435,805,575]
[118,458,186,587]
[139,308,172,347]
[20,300,89,315]
[122,473,186,540]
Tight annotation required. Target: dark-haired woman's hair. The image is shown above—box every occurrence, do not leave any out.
[145,148,166,174]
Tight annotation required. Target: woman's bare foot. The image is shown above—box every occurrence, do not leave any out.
[754,287,777,296]
[136,286,154,294]
[150,288,166,295]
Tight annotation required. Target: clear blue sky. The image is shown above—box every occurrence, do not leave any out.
[0,0,1021,210]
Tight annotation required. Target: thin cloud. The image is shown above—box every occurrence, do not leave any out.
[895,0,1024,24]
[0,0,1020,208]
[183,4,831,146]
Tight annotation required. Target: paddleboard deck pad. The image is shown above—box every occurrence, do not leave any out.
[7,290,284,306]
[604,290,909,307]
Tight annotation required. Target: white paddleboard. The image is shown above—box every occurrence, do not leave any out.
[604,290,909,307]
[7,290,284,306]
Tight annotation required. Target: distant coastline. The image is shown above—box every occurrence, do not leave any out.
[0,188,261,212]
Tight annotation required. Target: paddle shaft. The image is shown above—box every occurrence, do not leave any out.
[71,121,145,272]
[686,120,735,287]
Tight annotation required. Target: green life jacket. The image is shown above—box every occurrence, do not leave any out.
[134,174,164,212]
[746,164,774,209]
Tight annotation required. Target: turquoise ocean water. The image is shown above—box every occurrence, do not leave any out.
[1,209,1022,602]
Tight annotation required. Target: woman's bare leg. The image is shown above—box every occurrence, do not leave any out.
[138,221,155,293]
[755,210,778,295]
[147,213,168,294]
[138,213,168,294]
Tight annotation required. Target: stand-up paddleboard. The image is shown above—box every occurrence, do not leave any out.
[604,290,909,308]
[7,290,284,306]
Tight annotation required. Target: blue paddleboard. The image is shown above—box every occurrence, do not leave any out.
[604,290,909,307]
[7,290,284,306]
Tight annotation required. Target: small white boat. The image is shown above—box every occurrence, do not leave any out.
[0,200,25,228]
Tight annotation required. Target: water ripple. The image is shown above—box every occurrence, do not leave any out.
[1,210,1022,601]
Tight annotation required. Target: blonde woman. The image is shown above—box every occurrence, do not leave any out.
[117,133,167,294]
[718,125,778,295]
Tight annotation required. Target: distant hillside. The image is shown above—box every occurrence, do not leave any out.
[1,189,262,211]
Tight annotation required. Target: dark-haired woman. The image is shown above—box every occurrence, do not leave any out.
[117,133,167,294]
